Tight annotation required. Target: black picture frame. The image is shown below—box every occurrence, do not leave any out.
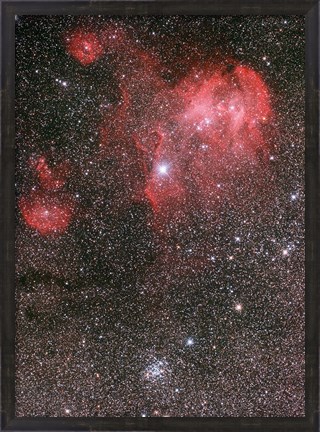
[1,1,319,431]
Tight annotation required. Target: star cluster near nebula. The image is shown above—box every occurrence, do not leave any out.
[15,15,305,417]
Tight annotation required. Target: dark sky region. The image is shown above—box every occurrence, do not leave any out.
[15,15,305,417]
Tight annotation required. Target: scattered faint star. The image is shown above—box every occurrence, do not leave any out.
[235,304,243,312]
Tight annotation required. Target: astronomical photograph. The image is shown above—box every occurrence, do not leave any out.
[15,15,305,417]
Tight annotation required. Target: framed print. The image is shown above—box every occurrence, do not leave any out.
[1,1,319,431]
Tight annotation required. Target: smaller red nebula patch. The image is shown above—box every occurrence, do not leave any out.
[65,30,104,66]
[19,190,75,235]
[34,156,70,191]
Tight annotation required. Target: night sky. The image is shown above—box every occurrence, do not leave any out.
[15,15,305,417]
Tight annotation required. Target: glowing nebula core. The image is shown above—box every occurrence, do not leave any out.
[176,64,272,155]
[143,64,274,218]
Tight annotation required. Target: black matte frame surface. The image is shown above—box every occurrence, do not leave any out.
[1,1,319,431]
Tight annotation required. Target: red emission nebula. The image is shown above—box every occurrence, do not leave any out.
[64,29,104,66]
[19,26,275,236]
[19,190,75,236]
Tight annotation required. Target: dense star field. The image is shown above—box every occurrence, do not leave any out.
[15,15,305,417]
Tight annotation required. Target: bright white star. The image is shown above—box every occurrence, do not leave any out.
[158,164,168,175]
[186,337,194,346]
